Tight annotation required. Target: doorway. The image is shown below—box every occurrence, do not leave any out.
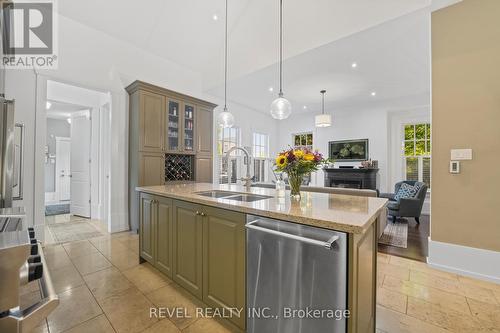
[40,79,111,243]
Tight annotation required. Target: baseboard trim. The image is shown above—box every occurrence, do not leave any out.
[428,238,500,284]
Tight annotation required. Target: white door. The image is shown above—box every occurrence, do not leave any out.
[55,137,71,201]
[70,114,91,217]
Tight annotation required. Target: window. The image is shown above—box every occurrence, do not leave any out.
[217,127,240,184]
[404,123,431,189]
[252,133,272,182]
[252,133,269,158]
[293,132,313,150]
[217,127,240,156]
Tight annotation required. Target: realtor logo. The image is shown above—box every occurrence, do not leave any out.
[1,0,58,69]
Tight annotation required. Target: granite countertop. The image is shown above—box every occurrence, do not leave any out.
[136,183,387,234]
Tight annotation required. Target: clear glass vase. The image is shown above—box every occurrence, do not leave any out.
[288,173,303,200]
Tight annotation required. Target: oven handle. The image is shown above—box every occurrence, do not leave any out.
[246,220,339,250]
[0,242,59,333]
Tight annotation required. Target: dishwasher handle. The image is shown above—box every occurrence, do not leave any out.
[246,220,339,250]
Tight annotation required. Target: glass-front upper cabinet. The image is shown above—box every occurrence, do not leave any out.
[183,103,195,152]
[167,99,180,151]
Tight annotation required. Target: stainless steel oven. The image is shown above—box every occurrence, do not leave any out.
[0,229,59,332]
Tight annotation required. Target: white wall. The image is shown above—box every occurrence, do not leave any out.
[277,107,390,192]
[5,13,205,232]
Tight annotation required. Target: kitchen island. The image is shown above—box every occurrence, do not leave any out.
[136,183,387,333]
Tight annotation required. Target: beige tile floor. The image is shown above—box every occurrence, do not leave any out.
[24,222,500,333]
[43,214,108,245]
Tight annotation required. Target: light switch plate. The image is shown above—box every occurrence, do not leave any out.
[450,161,460,173]
[451,148,472,160]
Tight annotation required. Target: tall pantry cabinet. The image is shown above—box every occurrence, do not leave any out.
[127,80,216,231]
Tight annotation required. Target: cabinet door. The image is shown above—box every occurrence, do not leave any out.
[139,152,165,186]
[166,98,181,152]
[139,92,164,152]
[172,200,203,298]
[195,157,212,183]
[202,206,246,330]
[139,193,156,264]
[183,103,195,153]
[155,196,173,277]
[196,106,213,156]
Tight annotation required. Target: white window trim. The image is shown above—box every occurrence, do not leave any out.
[403,123,431,189]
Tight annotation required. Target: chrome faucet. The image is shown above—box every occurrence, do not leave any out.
[225,146,254,188]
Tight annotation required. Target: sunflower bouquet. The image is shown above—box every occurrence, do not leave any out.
[274,148,330,198]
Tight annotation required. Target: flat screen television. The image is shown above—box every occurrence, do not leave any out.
[328,139,369,161]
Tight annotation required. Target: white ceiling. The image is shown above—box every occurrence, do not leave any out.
[58,0,435,84]
[207,9,431,114]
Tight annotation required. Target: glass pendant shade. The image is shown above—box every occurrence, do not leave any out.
[315,114,331,127]
[217,110,235,128]
[270,96,292,120]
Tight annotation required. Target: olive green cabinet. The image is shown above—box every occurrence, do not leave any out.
[139,193,156,263]
[127,80,217,232]
[172,200,204,298]
[139,152,165,186]
[139,193,173,278]
[139,91,165,152]
[202,205,246,329]
[155,196,173,277]
[140,196,246,330]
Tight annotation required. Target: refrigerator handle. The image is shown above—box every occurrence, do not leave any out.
[13,123,24,201]
[246,220,339,250]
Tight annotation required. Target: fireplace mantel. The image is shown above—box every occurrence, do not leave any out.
[323,168,379,190]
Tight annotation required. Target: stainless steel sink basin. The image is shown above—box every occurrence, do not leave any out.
[195,190,272,202]
[195,190,237,198]
[224,194,273,202]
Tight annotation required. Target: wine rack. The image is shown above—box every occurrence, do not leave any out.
[165,154,194,181]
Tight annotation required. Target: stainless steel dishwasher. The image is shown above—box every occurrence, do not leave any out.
[246,215,347,333]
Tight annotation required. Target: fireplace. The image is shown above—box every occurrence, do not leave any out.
[324,168,378,190]
[330,179,363,189]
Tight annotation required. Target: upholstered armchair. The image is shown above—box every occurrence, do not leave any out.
[379,181,427,223]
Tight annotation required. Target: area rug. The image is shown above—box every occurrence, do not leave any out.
[48,220,104,243]
[378,220,408,248]
[45,204,70,216]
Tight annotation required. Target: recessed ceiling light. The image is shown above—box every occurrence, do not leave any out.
[371,91,377,96]
[303,106,307,109]
[212,14,218,21]
[46,101,52,109]
[351,62,357,68]
[268,87,274,92]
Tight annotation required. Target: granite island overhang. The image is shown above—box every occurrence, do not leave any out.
[136,182,387,234]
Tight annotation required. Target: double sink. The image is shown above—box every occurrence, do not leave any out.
[195,190,273,203]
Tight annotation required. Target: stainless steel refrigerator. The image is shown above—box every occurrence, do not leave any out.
[0,96,25,232]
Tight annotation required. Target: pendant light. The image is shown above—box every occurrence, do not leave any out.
[217,0,235,128]
[270,0,291,120]
[315,90,331,127]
